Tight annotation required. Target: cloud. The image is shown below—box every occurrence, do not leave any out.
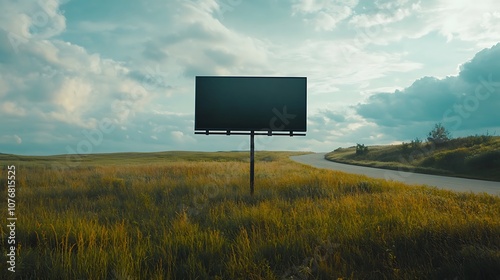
[141,41,169,61]
[349,0,416,28]
[0,0,179,155]
[1,102,27,117]
[292,0,358,31]
[0,0,66,41]
[1,135,23,145]
[0,34,155,128]
[355,43,500,138]
[14,135,22,144]
[428,0,500,46]
[344,0,500,47]
[459,44,500,83]
[357,76,458,126]
[275,39,422,95]
[171,131,196,144]
[158,2,273,77]
[311,109,347,125]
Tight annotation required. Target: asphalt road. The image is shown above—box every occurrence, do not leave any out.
[290,153,500,196]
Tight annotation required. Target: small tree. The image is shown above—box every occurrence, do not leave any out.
[401,141,411,155]
[427,123,451,144]
[410,137,422,149]
[401,138,422,156]
[356,143,368,155]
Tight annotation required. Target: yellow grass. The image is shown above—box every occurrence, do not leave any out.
[0,151,499,279]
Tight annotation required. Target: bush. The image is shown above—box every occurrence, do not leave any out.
[356,144,368,155]
[401,142,411,155]
[427,123,451,144]
[460,135,493,148]
[401,138,422,156]
[433,148,469,172]
[465,150,500,170]
[411,137,422,149]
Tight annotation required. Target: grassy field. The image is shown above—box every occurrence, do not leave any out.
[326,135,500,182]
[1,151,499,279]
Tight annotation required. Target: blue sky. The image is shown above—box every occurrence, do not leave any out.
[1,0,499,155]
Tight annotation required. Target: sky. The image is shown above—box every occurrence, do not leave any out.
[1,0,500,155]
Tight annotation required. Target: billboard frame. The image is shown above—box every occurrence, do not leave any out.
[195,76,307,133]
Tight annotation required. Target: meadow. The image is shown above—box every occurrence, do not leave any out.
[1,151,499,279]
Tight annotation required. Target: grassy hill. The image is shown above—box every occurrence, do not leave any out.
[325,135,500,181]
[1,151,499,279]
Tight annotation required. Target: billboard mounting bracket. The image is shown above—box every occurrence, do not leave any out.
[195,131,306,136]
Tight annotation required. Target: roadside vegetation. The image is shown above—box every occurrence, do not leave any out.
[326,124,500,181]
[1,151,499,279]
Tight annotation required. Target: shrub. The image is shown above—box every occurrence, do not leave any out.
[401,138,422,157]
[465,150,500,170]
[401,142,411,156]
[356,144,368,155]
[433,148,469,172]
[427,123,451,144]
[460,135,493,148]
[411,137,422,149]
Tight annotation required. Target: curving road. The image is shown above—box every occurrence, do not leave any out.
[290,153,500,196]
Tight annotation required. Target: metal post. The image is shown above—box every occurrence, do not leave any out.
[250,131,255,195]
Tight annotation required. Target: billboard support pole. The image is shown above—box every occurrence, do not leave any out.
[250,130,255,196]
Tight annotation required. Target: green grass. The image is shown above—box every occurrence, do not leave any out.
[326,135,500,181]
[1,151,499,279]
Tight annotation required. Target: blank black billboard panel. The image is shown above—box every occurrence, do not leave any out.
[195,76,307,132]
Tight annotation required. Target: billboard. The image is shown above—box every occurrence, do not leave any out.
[195,76,307,132]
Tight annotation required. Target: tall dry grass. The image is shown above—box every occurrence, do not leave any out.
[1,152,499,279]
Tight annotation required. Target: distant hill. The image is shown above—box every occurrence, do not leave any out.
[326,135,500,181]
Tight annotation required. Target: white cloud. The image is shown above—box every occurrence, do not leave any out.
[375,0,410,10]
[292,0,359,31]
[275,39,422,94]
[310,7,352,31]
[356,43,500,138]
[0,135,23,145]
[428,0,500,47]
[1,102,27,117]
[171,130,196,144]
[347,0,500,47]
[349,6,414,28]
[0,0,66,40]
[14,135,22,144]
[0,2,172,155]
[359,86,405,98]
[147,1,275,79]
[54,77,92,113]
